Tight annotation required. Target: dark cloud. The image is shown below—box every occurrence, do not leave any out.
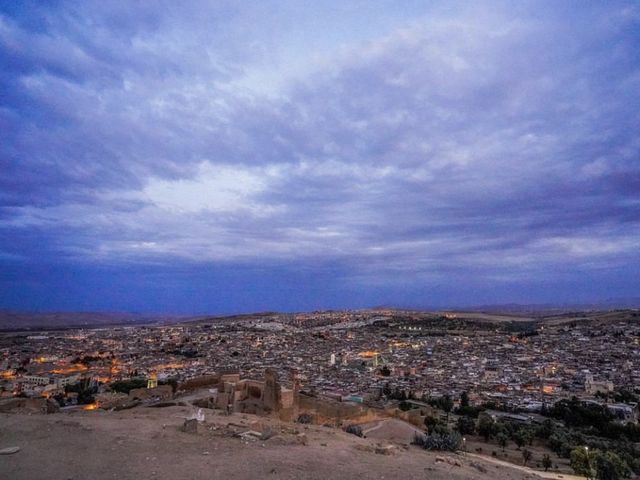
[1,1,639,311]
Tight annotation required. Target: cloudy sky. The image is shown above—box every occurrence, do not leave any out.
[1,1,639,314]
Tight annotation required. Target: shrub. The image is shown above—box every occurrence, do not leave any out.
[345,424,363,437]
[413,432,462,451]
[296,413,313,424]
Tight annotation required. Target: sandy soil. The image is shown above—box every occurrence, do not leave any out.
[0,406,548,480]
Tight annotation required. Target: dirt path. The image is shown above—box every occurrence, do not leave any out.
[362,419,389,435]
[466,452,585,480]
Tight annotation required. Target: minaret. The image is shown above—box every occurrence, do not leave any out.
[147,371,158,389]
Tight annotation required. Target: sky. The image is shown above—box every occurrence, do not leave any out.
[1,1,639,314]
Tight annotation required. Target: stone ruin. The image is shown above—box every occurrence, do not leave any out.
[213,368,299,421]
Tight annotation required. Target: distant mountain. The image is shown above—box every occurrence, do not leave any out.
[460,297,640,313]
[0,311,182,331]
[382,297,640,314]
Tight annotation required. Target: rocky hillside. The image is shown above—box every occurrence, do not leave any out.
[0,405,565,480]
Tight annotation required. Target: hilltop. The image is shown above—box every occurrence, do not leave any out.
[0,405,572,480]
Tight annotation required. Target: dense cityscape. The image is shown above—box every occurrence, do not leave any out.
[3,310,640,413]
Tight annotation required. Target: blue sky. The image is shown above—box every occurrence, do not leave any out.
[1,1,639,314]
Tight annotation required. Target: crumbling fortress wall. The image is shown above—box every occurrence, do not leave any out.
[0,397,59,414]
[129,385,173,402]
[177,374,220,392]
[205,368,299,421]
[297,394,386,426]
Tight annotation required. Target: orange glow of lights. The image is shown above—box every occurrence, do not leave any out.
[358,351,379,358]
[51,364,88,374]
[155,363,185,370]
[83,403,98,410]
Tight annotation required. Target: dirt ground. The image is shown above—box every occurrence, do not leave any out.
[0,406,551,480]
[464,435,574,474]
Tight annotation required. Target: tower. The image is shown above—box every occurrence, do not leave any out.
[147,371,158,389]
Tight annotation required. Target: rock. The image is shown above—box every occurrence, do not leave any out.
[374,445,396,455]
[470,462,487,473]
[182,418,198,433]
[296,433,308,446]
[435,456,446,463]
[0,447,20,455]
[261,426,274,441]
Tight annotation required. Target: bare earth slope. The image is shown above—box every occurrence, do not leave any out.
[0,406,544,480]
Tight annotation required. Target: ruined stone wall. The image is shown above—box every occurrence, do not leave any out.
[298,395,387,425]
[395,407,433,427]
[220,373,241,384]
[277,388,297,422]
[0,397,59,414]
[280,389,294,409]
[177,374,220,392]
[128,385,173,402]
[95,392,129,410]
[240,379,265,398]
[216,390,231,410]
[261,369,280,412]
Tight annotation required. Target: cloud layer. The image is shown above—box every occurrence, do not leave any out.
[1,1,639,312]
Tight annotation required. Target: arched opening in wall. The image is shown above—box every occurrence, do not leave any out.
[247,385,262,399]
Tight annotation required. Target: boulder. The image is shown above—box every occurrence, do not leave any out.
[182,418,198,434]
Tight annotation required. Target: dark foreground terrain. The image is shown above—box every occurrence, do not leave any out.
[0,406,565,480]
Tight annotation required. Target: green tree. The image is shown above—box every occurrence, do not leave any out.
[456,416,476,435]
[571,447,595,480]
[478,415,495,441]
[536,419,554,439]
[424,415,439,435]
[542,454,553,472]
[496,432,508,452]
[522,448,532,466]
[460,391,470,408]
[593,451,631,480]
[441,395,454,423]
[513,430,526,450]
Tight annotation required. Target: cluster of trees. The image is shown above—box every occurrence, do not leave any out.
[410,389,638,478]
[570,447,631,480]
[381,383,415,401]
[455,391,484,417]
[63,378,97,405]
[547,427,640,476]
[109,377,178,394]
[547,397,640,442]
[476,416,538,447]
[109,378,148,394]
[427,394,454,419]
[471,411,639,478]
